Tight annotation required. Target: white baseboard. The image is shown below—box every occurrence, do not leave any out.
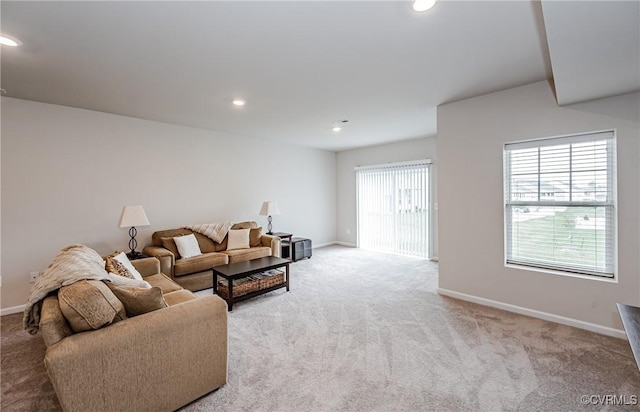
[437,288,627,340]
[333,241,356,247]
[1,304,26,316]
[313,241,356,249]
[312,242,335,249]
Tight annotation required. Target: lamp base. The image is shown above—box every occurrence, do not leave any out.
[126,251,146,260]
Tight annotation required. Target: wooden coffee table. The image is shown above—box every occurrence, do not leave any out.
[212,256,290,311]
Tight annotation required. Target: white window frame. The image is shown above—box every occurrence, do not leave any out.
[503,130,617,280]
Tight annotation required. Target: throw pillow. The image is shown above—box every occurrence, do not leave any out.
[107,284,168,317]
[106,272,152,289]
[58,280,127,332]
[105,256,136,279]
[112,252,145,281]
[160,236,181,258]
[173,234,202,259]
[227,228,250,250]
[249,227,262,247]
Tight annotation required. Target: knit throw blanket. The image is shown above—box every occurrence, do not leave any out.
[184,222,232,243]
[23,244,110,335]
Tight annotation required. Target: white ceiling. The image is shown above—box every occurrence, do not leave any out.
[542,0,640,106]
[1,1,637,152]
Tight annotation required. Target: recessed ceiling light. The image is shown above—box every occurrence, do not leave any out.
[0,35,20,47]
[332,120,349,132]
[232,99,246,107]
[412,0,437,12]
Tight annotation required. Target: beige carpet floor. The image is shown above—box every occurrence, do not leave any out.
[2,245,639,411]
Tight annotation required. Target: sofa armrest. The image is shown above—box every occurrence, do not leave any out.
[143,245,174,276]
[261,234,282,258]
[40,295,73,347]
[131,257,161,277]
[44,295,228,412]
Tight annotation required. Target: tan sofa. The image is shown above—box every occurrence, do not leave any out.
[143,221,281,291]
[39,257,228,412]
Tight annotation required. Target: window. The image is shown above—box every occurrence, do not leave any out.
[504,131,616,278]
[356,160,430,258]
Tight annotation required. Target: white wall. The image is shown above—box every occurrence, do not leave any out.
[1,97,336,310]
[336,137,438,258]
[438,81,640,332]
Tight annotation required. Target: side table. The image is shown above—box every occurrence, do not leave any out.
[270,232,292,259]
[126,252,148,261]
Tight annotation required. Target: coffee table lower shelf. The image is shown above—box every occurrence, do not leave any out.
[212,256,291,311]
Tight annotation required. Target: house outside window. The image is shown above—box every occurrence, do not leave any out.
[503,130,616,278]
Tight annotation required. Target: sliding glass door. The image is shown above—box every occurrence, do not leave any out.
[356,160,430,258]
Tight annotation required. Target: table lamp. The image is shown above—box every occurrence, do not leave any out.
[119,205,150,259]
[259,201,280,235]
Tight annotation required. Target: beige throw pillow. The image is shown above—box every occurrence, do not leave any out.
[173,234,202,259]
[107,284,168,317]
[227,228,250,250]
[58,280,127,332]
[249,227,262,247]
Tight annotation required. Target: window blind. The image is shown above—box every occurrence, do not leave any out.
[356,160,430,258]
[504,131,616,277]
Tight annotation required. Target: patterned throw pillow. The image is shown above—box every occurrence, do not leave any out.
[105,256,136,279]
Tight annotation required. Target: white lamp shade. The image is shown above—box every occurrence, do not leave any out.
[119,205,150,228]
[259,201,280,216]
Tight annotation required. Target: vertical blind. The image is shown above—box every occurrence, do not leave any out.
[356,160,430,258]
[504,131,616,277]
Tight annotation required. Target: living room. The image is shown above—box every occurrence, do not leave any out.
[2,1,640,411]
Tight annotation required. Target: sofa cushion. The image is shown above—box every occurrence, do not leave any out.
[214,236,229,252]
[227,229,250,250]
[163,289,198,306]
[58,280,127,333]
[151,228,192,247]
[174,252,229,277]
[107,284,168,317]
[144,273,183,294]
[174,234,202,259]
[231,221,258,230]
[160,237,181,258]
[193,232,217,254]
[249,227,263,247]
[223,246,271,263]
